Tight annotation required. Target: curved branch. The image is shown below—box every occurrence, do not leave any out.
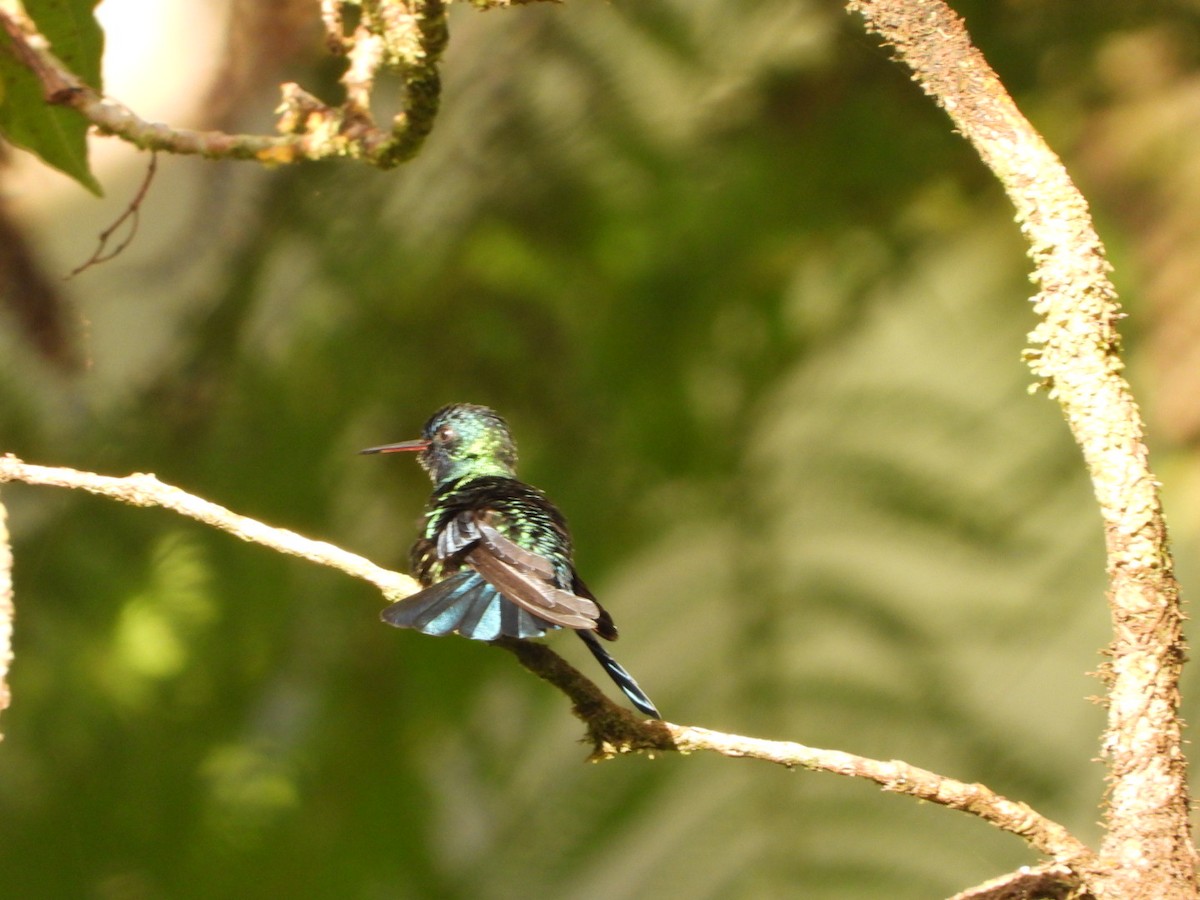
[68,153,157,277]
[846,1,1194,897]
[0,454,1095,870]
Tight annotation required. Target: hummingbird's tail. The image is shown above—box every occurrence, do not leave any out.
[381,571,550,641]
[577,631,661,719]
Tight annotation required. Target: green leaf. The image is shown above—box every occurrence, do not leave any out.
[27,0,104,88]
[0,0,104,195]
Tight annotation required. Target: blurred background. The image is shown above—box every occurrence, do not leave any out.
[3,0,1200,896]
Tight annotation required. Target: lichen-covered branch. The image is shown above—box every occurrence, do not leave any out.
[324,0,449,165]
[845,1,1194,897]
[0,0,447,168]
[0,455,1095,868]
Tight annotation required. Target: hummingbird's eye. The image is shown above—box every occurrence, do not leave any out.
[435,424,457,444]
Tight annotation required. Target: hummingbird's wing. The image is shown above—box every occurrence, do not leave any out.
[442,511,605,630]
[465,520,604,630]
[569,573,619,641]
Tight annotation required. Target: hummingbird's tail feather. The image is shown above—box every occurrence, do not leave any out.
[577,631,661,719]
[381,571,552,641]
[381,571,492,637]
[500,602,555,640]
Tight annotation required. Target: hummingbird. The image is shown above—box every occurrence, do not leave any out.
[361,403,661,719]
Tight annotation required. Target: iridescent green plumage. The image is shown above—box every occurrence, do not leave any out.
[361,403,660,718]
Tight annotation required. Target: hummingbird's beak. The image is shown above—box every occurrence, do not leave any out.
[358,439,431,455]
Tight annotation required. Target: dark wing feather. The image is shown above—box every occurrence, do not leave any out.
[570,573,618,641]
[474,521,558,580]
[436,513,481,559]
[467,523,602,629]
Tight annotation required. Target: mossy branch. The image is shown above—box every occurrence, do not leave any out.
[845,2,1194,898]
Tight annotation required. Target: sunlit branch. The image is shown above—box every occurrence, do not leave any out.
[0,490,14,728]
[0,456,418,600]
[0,455,1095,870]
[846,2,1193,897]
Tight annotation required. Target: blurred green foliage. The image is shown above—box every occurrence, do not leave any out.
[2,0,1199,897]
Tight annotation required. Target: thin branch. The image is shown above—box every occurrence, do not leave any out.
[846,2,1194,897]
[498,640,1097,870]
[0,455,417,600]
[0,455,1096,870]
[0,489,13,730]
[68,152,157,278]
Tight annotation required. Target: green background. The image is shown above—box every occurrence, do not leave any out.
[3,1,1199,897]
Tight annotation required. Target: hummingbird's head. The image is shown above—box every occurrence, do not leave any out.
[360,403,519,485]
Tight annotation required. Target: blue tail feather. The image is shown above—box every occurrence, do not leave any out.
[517,609,546,639]
[381,571,551,641]
[499,602,551,640]
[406,573,477,635]
[455,584,504,640]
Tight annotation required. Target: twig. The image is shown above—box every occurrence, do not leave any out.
[0,454,1096,869]
[846,2,1194,897]
[68,153,157,278]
